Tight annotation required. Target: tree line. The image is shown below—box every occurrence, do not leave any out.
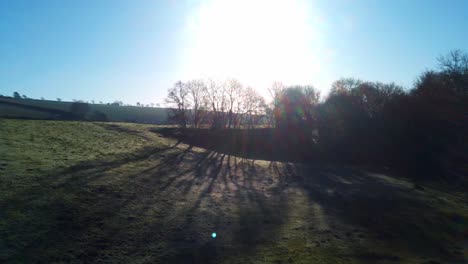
[166,50,467,181]
[165,79,266,128]
[2,93,162,108]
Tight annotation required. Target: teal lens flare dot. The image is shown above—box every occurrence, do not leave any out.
[212,232,217,238]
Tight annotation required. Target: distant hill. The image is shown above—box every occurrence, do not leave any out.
[0,96,169,124]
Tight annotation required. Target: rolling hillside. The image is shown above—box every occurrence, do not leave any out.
[0,97,169,124]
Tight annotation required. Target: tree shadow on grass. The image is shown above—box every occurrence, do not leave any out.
[156,125,466,261]
[153,127,314,162]
[1,141,291,263]
[1,124,465,263]
[120,149,290,263]
[279,163,466,262]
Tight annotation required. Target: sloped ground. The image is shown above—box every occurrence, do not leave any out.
[0,119,466,263]
[0,97,169,123]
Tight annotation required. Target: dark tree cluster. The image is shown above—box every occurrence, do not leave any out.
[166,50,467,181]
[271,50,467,181]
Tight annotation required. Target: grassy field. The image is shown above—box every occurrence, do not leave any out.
[0,97,169,123]
[0,119,467,263]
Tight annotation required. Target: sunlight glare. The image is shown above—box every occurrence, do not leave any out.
[183,0,331,96]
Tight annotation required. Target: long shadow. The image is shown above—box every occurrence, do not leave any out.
[113,149,290,263]
[155,128,465,260]
[153,127,315,162]
[0,137,184,262]
[282,163,465,262]
[3,124,465,263]
[1,138,290,263]
[127,151,290,263]
[56,145,463,262]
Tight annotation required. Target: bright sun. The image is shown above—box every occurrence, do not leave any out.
[183,0,332,97]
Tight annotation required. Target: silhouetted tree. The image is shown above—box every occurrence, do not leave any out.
[223,79,243,128]
[265,82,285,127]
[161,51,466,181]
[240,86,266,128]
[13,92,21,99]
[437,49,468,74]
[186,79,206,128]
[402,50,468,178]
[204,79,227,129]
[165,81,190,128]
[315,79,407,163]
[415,50,468,99]
[269,85,320,157]
[274,85,320,130]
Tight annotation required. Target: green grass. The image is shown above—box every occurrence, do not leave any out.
[0,97,169,123]
[0,119,466,263]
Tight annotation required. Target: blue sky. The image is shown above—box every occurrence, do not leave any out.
[1,0,467,104]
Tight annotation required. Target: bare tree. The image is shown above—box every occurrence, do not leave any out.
[268,82,285,100]
[164,78,268,129]
[437,49,468,73]
[266,82,285,127]
[329,78,362,96]
[165,81,190,128]
[224,79,243,128]
[205,79,227,129]
[186,79,206,128]
[240,86,266,128]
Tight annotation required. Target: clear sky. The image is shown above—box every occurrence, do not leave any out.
[1,0,467,104]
